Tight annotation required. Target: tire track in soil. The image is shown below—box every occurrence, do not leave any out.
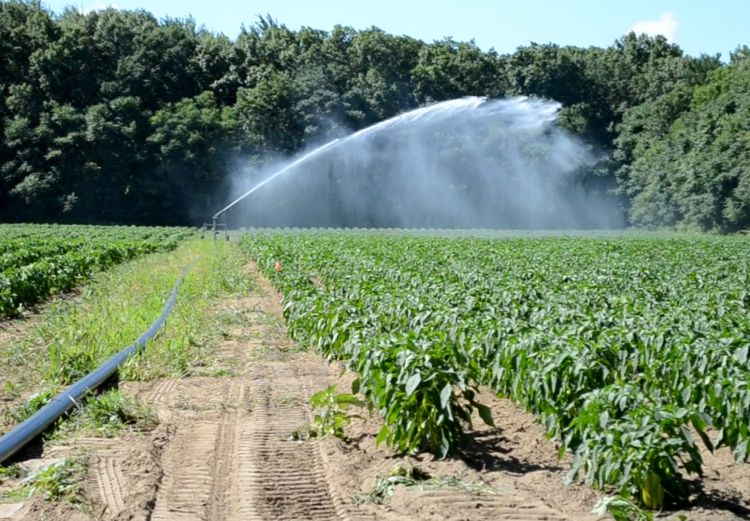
[140,380,177,405]
[94,457,126,517]
[141,271,348,520]
[149,420,220,520]
[396,491,568,520]
[236,360,342,521]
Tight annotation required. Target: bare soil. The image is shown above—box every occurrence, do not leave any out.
[2,264,749,520]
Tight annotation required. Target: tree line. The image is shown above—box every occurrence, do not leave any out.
[1,1,748,231]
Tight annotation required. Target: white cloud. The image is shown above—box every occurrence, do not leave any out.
[631,12,678,42]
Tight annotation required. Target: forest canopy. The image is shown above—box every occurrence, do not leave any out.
[0,1,748,231]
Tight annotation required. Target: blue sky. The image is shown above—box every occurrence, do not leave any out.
[43,0,748,60]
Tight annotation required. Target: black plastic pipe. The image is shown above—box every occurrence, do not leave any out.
[0,268,189,464]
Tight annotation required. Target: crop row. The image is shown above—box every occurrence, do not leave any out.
[0,224,194,316]
[240,232,750,507]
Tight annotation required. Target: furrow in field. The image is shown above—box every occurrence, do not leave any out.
[229,360,342,521]
[93,457,126,517]
[149,421,220,520]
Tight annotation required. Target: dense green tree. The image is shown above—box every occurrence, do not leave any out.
[148,91,237,222]
[412,38,503,102]
[194,31,236,105]
[0,2,746,231]
[0,1,58,212]
[234,65,301,156]
[625,55,750,231]
[78,96,151,221]
[506,43,585,104]
[0,1,58,88]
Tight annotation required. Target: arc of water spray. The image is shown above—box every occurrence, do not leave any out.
[212,138,341,221]
[210,96,563,228]
[212,97,494,224]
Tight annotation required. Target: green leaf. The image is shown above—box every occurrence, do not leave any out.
[405,373,421,397]
[679,424,695,448]
[690,413,714,452]
[375,425,389,446]
[438,431,451,458]
[310,385,335,407]
[439,383,452,409]
[733,439,748,463]
[335,393,366,407]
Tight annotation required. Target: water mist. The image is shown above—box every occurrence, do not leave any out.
[220,96,624,229]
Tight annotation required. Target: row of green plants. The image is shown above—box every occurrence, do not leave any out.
[240,231,750,508]
[0,224,194,316]
[0,223,187,244]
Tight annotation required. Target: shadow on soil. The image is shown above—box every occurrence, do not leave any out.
[458,428,564,474]
[458,427,750,519]
[677,482,750,519]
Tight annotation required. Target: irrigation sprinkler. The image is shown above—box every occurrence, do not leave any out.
[209,138,342,230]
[201,216,228,241]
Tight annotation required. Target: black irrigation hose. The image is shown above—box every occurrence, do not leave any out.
[0,267,190,464]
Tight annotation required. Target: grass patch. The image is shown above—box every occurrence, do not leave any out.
[44,239,249,383]
[2,457,86,503]
[2,388,57,427]
[2,387,157,444]
[54,389,157,439]
[1,239,250,435]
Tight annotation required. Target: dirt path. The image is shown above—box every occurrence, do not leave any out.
[141,356,345,521]
[5,263,748,520]
[87,270,350,521]
[90,266,354,521]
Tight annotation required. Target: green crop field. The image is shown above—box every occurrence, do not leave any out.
[0,224,194,317]
[2,225,748,513]
[240,231,750,507]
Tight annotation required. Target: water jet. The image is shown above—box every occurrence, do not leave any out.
[214,96,623,229]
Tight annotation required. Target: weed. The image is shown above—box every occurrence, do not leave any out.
[5,457,86,503]
[2,381,18,397]
[4,388,57,425]
[56,389,157,438]
[0,463,23,482]
[309,385,367,440]
[288,426,311,442]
